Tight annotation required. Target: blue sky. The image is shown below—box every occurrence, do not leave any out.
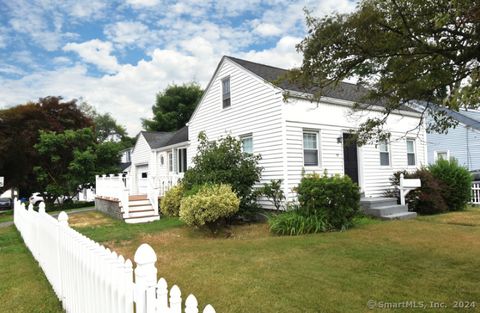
[0,0,356,134]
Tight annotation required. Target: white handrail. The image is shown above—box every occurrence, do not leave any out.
[398,173,421,206]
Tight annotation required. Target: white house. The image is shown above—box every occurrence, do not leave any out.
[96,56,427,222]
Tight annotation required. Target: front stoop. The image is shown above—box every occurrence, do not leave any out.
[123,195,160,224]
[360,197,417,220]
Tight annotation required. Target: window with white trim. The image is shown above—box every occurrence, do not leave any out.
[303,131,319,166]
[406,139,416,166]
[435,150,449,161]
[241,134,253,154]
[222,77,231,108]
[379,140,390,166]
[177,148,187,173]
[168,152,173,172]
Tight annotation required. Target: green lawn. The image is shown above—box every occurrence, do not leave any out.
[0,226,62,313]
[0,210,13,223]
[68,209,480,313]
[4,209,480,313]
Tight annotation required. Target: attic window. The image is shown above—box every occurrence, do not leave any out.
[222,77,231,108]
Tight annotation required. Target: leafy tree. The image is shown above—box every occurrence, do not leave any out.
[182,132,262,214]
[292,0,480,143]
[142,83,203,131]
[78,102,133,146]
[34,128,121,204]
[0,97,92,196]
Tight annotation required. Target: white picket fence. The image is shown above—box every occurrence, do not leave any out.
[13,199,215,313]
[472,182,480,204]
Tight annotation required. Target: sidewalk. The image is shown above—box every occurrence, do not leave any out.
[0,206,95,228]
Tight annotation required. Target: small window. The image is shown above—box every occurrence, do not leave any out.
[303,131,319,166]
[168,152,173,172]
[435,150,449,161]
[141,172,148,179]
[222,77,231,108]
[177,148,187,173]
[406,139,416,166]
[241,135,253,154]
[379,140,390,166]
[160,155,164,166]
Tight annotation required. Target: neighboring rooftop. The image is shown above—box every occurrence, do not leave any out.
[140,126,188,149]
[437,108,480,131]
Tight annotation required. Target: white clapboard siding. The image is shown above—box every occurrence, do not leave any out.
[14,200,215,313]
[188,57,286,206]
[284,97,427,199]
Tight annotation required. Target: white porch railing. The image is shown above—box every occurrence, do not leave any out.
[157,174,184,197]
[96,174,132,218]
[472,182,480,204]
[13,199,215,313]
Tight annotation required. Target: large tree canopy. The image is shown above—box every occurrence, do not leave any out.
[78,102,134,146]
[293,0,480,143]
[0,97,92,195]
[34,128,121,204]
[142,83,203,132]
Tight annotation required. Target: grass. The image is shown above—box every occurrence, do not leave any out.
[0,210,13,223]
[0,226,62,312]
[67,208,480,313]
[4,208,479,312]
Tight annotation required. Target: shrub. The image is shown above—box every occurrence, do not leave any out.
[388,169,448,214]
[268,210,329,236]
[428,158,472,211]
[296,172,360,229]
[160,184,184,217]
[182,133,262,216]
[179,184,240,233]
[255,179,285,211]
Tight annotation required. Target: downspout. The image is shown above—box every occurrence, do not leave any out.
[466,126,471,170]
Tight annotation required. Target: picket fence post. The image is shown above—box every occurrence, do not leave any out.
[134,243,158,313]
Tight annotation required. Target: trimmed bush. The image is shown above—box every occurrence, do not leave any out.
[268,210,329,235]
[179,184,240,233]
[428,158,472,211]
[182,132,262,216]
[296,173,360,229]
[388,169,448,214]
[160,184,184,217]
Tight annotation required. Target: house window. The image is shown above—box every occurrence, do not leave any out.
[241,134,253,153]
[125,150,131,163]
[222,77,231,108]
[168,152,173,172]
[177,148,187,173]
[141,172,148,178]
[406,139,416,166]
[379,140,390,166]
[303,131,319,166]
[435,150,450,161]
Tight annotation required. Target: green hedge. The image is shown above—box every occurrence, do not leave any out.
[296,173,360,229]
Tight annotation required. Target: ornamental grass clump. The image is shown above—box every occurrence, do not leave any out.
[179,184,240,233]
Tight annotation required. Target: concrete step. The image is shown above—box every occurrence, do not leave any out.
[381,212,417,220]
[128,199,151,206]
[126,209,155,218]
[360,197,398,209]
[364,205,408,217]
[124,214,160,224]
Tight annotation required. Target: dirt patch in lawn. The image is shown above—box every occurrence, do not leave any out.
[68,211,115,227]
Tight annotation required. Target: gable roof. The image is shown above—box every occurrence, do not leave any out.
[140,126,189,150]
[225,56,417,112]
[436,108,480,131]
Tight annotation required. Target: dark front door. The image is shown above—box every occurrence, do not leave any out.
[343,133,359,184]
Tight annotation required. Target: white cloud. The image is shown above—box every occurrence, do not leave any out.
[126,0,160,8]
[241,36,303,69]
[66,0,108,18]
[104,21,152,48]
[254,23,282,37]
[63,39,121,73]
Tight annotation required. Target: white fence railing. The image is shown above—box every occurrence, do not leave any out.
[472,182,480,204]
[157,174,183,197]
[13,199,215,313]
